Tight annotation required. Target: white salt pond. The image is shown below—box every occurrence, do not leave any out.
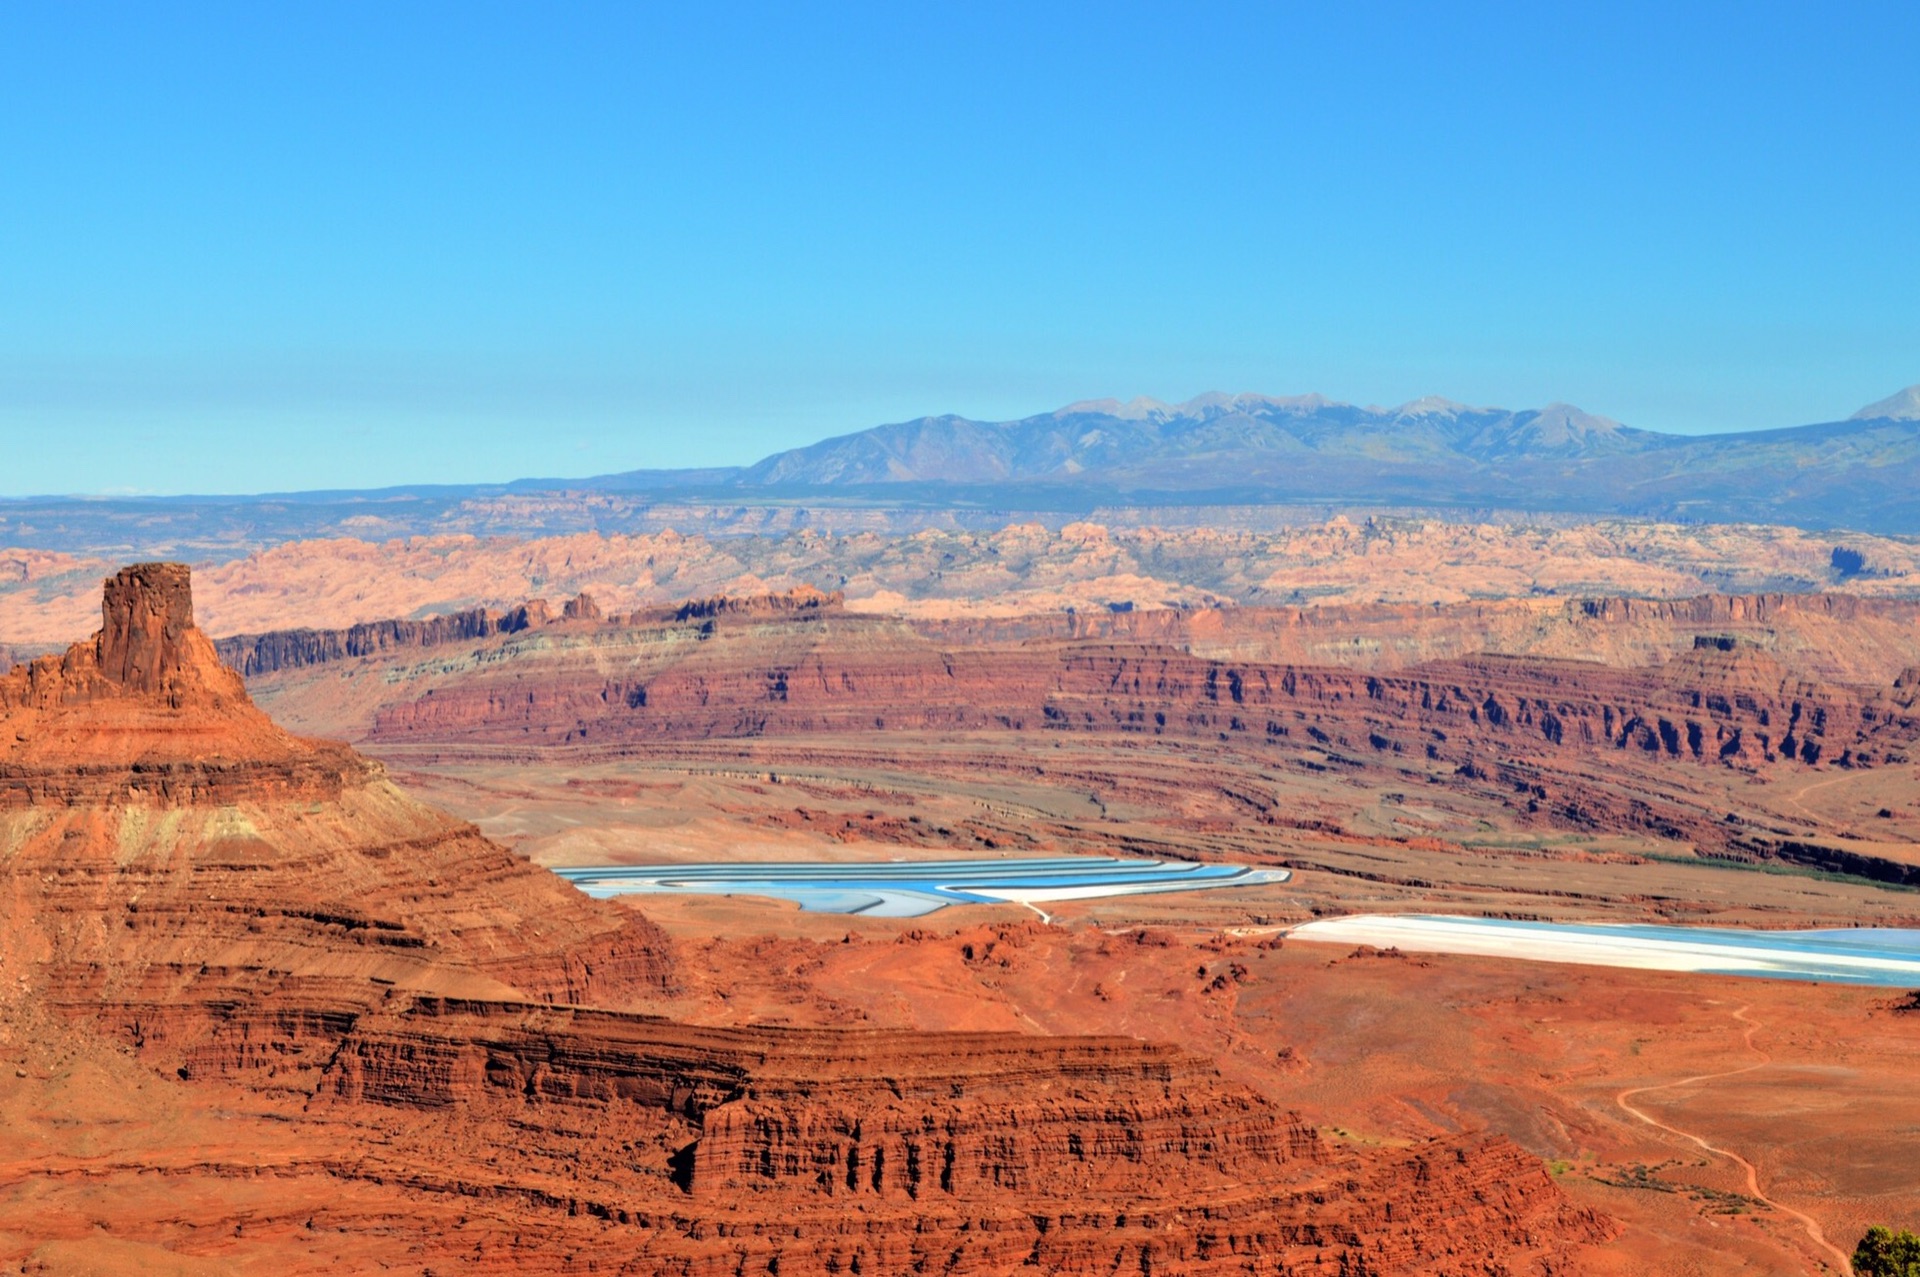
[556,855,1290,918]
[1290,914,1920,987]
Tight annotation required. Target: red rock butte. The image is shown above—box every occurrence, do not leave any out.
[0,564,1615,1274]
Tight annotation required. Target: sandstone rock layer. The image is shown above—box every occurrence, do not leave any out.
[0,565,1614,1274]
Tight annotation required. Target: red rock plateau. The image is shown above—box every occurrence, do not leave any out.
[9,513,1920,645]
[228,583,1920,892]
[0,565,1619,1275]
[182,576,1920,1272]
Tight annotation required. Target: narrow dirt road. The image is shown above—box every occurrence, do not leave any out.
[1614,1005,1853,1274]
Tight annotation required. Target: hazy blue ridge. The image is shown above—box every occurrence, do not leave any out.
[4,388,1918,554]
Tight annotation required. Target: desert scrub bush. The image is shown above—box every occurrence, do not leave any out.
[1854,1226,1920,1276]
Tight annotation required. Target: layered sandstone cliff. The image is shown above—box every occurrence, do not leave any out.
[344,593,1918,780]
[216,584,844,677]
[309,996,1606,1275]
[228,586,1917,886]
[220,582,1920,685]
[0,565,675,1067]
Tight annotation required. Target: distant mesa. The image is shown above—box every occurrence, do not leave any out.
[215,584,845,680]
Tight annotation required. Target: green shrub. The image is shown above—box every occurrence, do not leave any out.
[1854,1226,1920,1276]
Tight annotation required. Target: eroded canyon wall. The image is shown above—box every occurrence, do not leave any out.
[340,596,1918,778]
[0,564,1615,1275]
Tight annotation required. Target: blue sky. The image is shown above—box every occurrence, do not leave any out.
[2,1,1916,495]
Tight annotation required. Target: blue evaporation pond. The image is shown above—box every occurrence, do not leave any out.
[553,855,1291,918]
[1350,915,1920,987]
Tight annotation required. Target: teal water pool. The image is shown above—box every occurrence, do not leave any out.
[555,855,1291,917]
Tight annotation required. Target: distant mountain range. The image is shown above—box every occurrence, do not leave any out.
[734,394,1647,487]
[689,386,1920,527]
[5,386,1919,556]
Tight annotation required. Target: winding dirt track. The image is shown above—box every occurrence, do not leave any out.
[1614,1006,1852,1274]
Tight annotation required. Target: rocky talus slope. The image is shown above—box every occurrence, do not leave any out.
[0,564,1612,1273]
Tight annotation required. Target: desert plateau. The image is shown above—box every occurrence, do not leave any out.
[5,533,1920,1273]
[9,7,1920,1273]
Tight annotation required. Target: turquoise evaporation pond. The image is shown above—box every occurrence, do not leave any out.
[553,855,1291,918]
[1309,914,1920,988]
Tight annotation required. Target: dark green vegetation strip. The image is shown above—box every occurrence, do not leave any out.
[1640,852,1919,894]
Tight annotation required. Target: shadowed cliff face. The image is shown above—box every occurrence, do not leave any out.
[0,565,1616,1274]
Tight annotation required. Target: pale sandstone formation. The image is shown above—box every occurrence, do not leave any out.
[8,516,1920,644]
